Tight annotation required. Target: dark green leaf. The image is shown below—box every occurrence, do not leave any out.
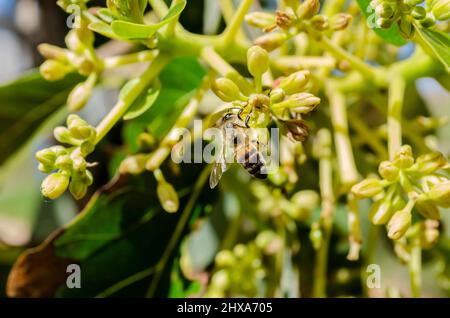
[356,0,407,47]
[0,71,82,166]
[111,0,186,40]
[415,26,450,73]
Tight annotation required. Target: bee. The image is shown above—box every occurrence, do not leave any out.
[209,108,268,189]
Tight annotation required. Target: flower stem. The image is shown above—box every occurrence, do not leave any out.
[327,86,358,189]
[95,54,170,144]
[409,227,422,298]
[387,76,406,159]
[313,129,335,298]
[221,0,253,46]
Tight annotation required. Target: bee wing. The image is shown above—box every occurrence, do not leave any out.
[209,147,230,189]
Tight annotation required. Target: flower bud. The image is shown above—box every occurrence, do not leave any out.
[369,197,393,225]
[269,88,285,103]
[274,92,320,113]
[233,244,247,258]
[69,176,88,200]
[41,172,70,199]
[378,160,399,181]
[247,46,269,78]
[291,190,319,211]
[375,3,394,18]
[254,33,288,52]
[420,220,440,249]
[310,222,322,250]
[119,154,148,175]
[425,181,450,207]
[37,44,69,62]
[210,269,230,290]
[245,12,276,30]
[393,145,414,169]
[38,163,54,173]
[416,151,447,174]
[65,29,84,53]
[351,178,384,198]
[256,231,282,255]
[67,115,96,140]
[283,118,310,142]
[415,200,440,220]
[212,78,243,102]
[40,60,70,81]
[157,181,179,213]
[72,156,87,172]
[49,145,68,157]
[397,18,415,39]
[411,6,427,20]
[278,71,310,95]
[54,126,78,145]
[35,148,57,166]
[431,0,450,21]
[80,141,96,157]
[296,0,320,19]
[420,14,436,27]
[330,13,352,30]
[276,10,296,29]
[310,15,329,31]
[55,155,73,171]
[215,250,236,268]
[387,208,412,240]
[377,17,393,28]
[68,81,93,111]
[404,0,423,5]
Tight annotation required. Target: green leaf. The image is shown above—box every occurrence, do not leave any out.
[88,21,120,40]
[111,0,186,40]
[415,26,450,73]
[356,0,407,47]
[0,71,82,166]
[123,78,161,120]
[97,8,116,24]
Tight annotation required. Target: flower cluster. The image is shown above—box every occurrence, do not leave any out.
[371,0,449,38]
[205,232,283,297]
[36,115,96,200]
[351,145,449,240]
[246,0,352,51]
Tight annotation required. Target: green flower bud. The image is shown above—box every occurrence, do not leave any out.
[55,155,73,171]
[245,11,276,30]
[67,115,96,140]
[351,178,384,198]
[404,0,423,5]
[212,78,243,102]
[233,244,247,258]
[269,87,285,103]
[40,60,70,81]
[425,181,450,207]
[210,269,230,290]
[375,3,394,18]
[41,172,70,199]
[69,176,88,200]
[82,170,94,186]
[420,220,439,249]
[72,156,87,172]
[54,126,79,146]
[397,18,415,39]
[392,194,406,211]
[49,145,68,157]
[37,44,70,63]
[119,154,148,175]
[38,163,54,173]
[65,29,84,53]
[415,200,440,220]
[310,222,322,250]
[256,231,282,254]
[377,17,394,28]
[416,151,447,174]
[274,92,320,113]
[67,81,93,112]
[393,145,414,169]
[157,181,179,213]
[330,13,352,30]
[278,70,310,95]
[35,148,57,166]
[254,33,288,52]
[411,6,427,20]
[378,160,399,181]
[431,0,450,20]
[387,208,412,240]
[80,141,96,156]
[276,10,296,29]
[369,197,394,225]
[215,250,236,268]
[290,190,319,219]
[296,0,320,19]
[420,14,436,27]
[247,46,270,78]
[310,15,329,31]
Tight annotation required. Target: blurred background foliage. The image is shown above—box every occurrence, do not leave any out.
[0,0,449,298]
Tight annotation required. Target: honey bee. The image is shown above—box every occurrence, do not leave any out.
[209,108,268,189]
